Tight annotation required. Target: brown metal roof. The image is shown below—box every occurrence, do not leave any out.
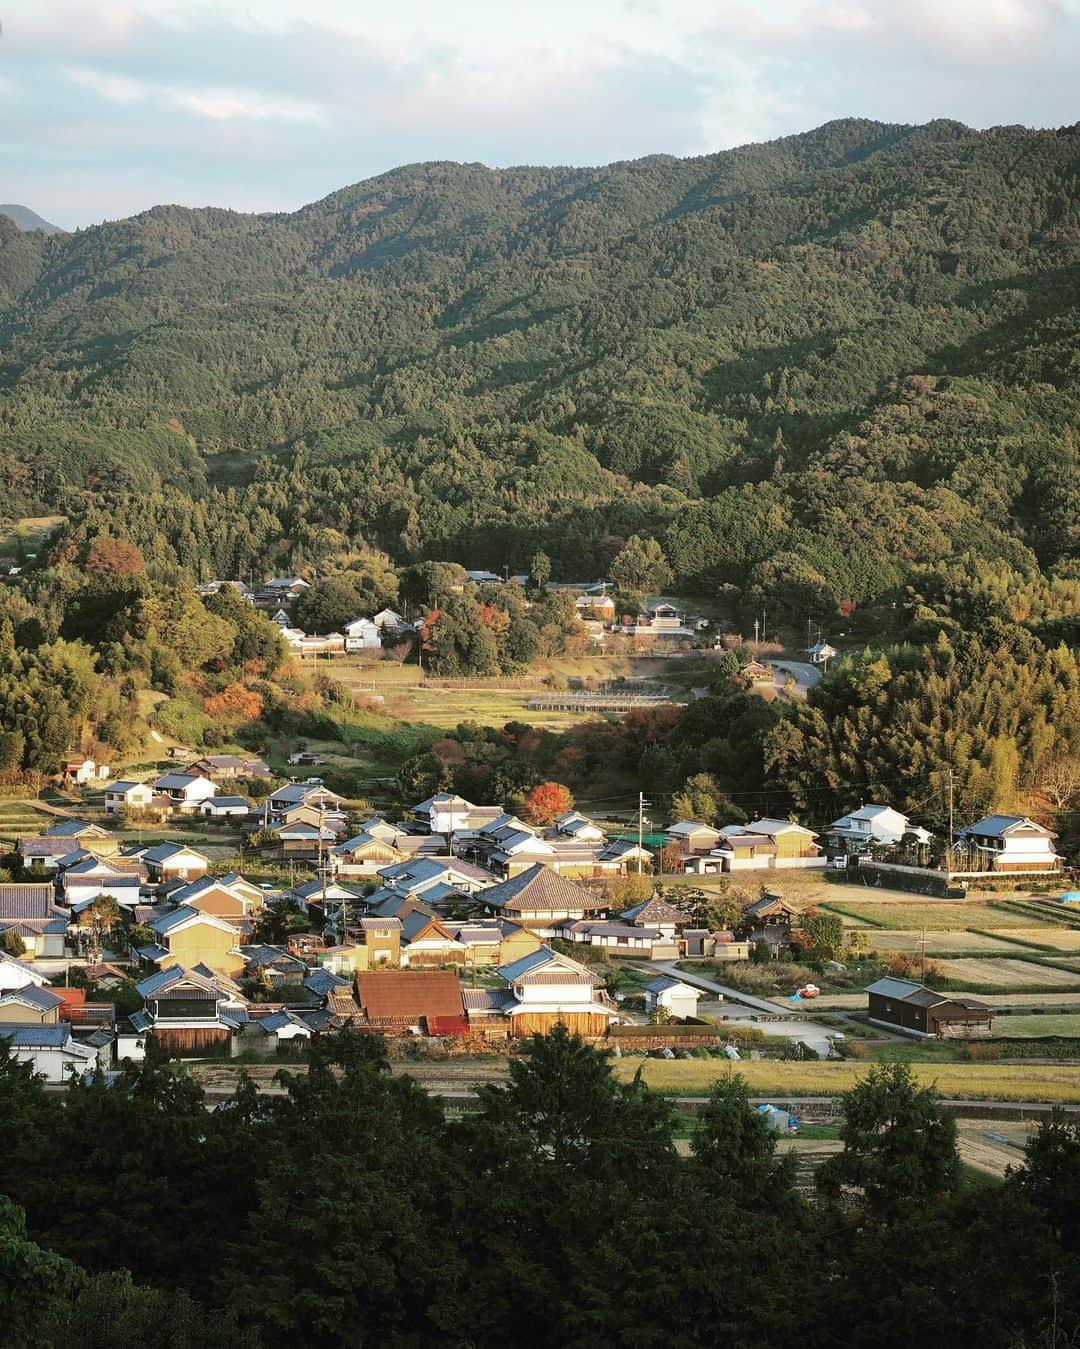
[355,970,463,1021]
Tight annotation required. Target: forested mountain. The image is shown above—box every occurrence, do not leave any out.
[0,204,61,235]
[1,117,1078,618]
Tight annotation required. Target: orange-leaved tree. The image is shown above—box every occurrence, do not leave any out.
[521,781,574,827]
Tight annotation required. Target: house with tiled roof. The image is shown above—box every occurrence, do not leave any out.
[104,780,155,814]
[43,819,110,841]
[151,773,218,811]
[129,965,248,1059]
[138,842,211,884]
[0,883,69,957]
[354,969,463,1032]
[955,815,1061,873]
[480,864,608,934]
[331,829,406,877]
[0,982,66,1025]
[487,946,616,1038]
[59,857,144,913]
[137,906,243,977]
[0,1024,99,1082]
[409,793,505,836]
[644,975,702,1021]
[168,873,264,921]
[0,950,49,994]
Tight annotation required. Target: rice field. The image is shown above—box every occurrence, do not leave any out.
[936,958,1080,990]
[824,901,1065,931]
[613,1058,1080,1103]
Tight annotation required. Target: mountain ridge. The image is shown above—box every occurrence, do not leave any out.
[0,117,1076,611]
[0,203,62,234]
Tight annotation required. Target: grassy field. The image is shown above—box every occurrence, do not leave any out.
[613,1058,1080,1102]
[0,513,65,557]
[997,1014,1080,1037]
[0,799,59,841]
[823,901,1064,931]
[935,958,1080,990]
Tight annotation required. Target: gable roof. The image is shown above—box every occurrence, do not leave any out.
[0,983,65,1012]
[864,976,924,1000]
[135,965,229,1000]
[620,895,689,926]
[666,820,720,838]
[142,842,209,865]
[43,819,107,838]
[645,975,700,996]
[0,884,54,920]
[355,970,463,1021]
[481,864,606,915]
[496,945,604,986]
[959,814,1055,840]
[0,1025,95,1055]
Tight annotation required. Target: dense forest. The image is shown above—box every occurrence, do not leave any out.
[0,117,1077,622]
[3,1029,1080,1349]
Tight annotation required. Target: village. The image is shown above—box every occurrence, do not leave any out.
[2,745,1077,1127]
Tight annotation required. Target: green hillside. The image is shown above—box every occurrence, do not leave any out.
[1,117,1078,615]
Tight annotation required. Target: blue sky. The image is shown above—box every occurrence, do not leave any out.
[2,0,1078,227]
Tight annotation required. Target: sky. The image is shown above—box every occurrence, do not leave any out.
[2,0,1078,228]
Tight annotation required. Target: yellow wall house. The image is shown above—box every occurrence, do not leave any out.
[169,874,264,921]
[0,985,64,1025]
[143,906,243,977]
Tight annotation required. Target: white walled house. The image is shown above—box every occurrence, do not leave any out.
[344,617,382,652]
[105,781,154,814]
[492,946,617,1037]
[956,816,1061,873]
[151,773,218,811]
[829,804,932,850]
[644,975,702,1020]
[0,1026,98,1082]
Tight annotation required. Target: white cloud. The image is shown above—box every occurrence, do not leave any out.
[66,65,326,123]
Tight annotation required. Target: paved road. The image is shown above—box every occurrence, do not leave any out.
[772,659,821,698]
[642,961,837,1057]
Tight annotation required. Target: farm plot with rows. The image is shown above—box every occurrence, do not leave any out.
[936,958,1080,989]
[823,901,1064,931]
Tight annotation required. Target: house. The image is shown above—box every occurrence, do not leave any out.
[0,982,65,1025]
[354,969,464,1032]
[410,793,505,837]
[442,918,542,969]
[644,976,702,1020]
[465,569,503,585]
[151,773,218,811]
[805,641,838,666]
[555,811,606,843]
[647,601,683,630]
[480,864,608,934]
[560,919,670,956]
[168,873,264,921]
[237,945,310,985]
[377,856,496,901]
[43,819,111,844]
[373,608,410,634]
[740,658,773,681]
[268,781,344,813]
[289,878,366,916]
[666,821,722,856]
[140,842,210,884]
[829,804,932,852]
[240,1008,314,1054]
[0,950,49,994]
[130,965,247,1058]
[254,576,310,610]
[17,835,93,870]
[199,796,252,819]
[710,819,825,872]
[138,906,243,977]
[63,757,108,785]
[466,815,557,876]
[59,858,144,913]
[104,780,155,814]
[866,977,992,1039]
[398,909,467,967]
[0,883,70,957]
[344,617,382,652]
[190,755,270,781]
[955,815,1062,873]
[0,1025,99,1082]
[356,917,403,968]
[489,946,616,1037]
[331,829,405,877]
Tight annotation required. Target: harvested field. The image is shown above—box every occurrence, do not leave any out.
[936,958,1080,989]
[995,1013,1080,1038]
[955,1120,1033,1177]
[866,929,1041,955]
[613,1059,1080,1102]
[812,990,1080,1010]
[824,901,1064,931]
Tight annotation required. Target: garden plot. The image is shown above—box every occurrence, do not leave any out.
[936,958,1080,989]
[866,930,1038,955]
[825,902,1063,931]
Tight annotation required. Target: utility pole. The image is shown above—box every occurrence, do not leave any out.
[753,617,760,646]
[947,768,955,875]
[637,791,650,875]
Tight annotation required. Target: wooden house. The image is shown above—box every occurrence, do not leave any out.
[491,946,616,1037]
[0,983,65,1025]
[866,977,992,1039]
[131,965,247,1058]
[354,969,464,1032]
[168,873,264,921]
[332,830,405,877]
[955,815,1061,873]
[140,842,210,884]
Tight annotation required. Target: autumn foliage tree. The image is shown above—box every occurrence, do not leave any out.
[204,683,263,724]
[83,536,145,577]
[521,781,574,826]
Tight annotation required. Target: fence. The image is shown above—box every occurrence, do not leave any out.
[528,692,674,713]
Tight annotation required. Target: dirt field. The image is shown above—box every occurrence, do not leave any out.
[866,930,1044,955]
[956,1120,1033,1176]
[936,958,1080,989]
